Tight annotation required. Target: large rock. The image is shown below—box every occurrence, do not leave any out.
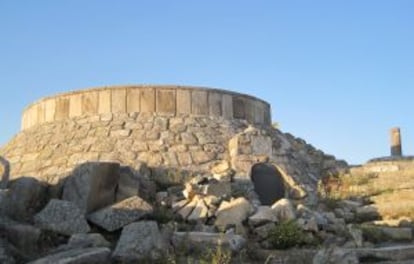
[115,164,151,202]
[28,247,110,264]
[171,231,246,252]
[355,244,414,261]
[187,198,209,221]
[1,221,41,258]
[355,205,380,222]
[34,199,90,235]
[112,221,167,262]
[248,206,278,227]
[215,197,253,230]
[313,246,358,264]
[0,239,16,264]
[62,162,120,214]
[271,198,296,222]
[87,196,153,232]
[5,177,48,221]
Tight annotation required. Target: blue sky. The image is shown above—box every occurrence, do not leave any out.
[1,1,413,165]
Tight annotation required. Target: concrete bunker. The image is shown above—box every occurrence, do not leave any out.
[250,162,285,205]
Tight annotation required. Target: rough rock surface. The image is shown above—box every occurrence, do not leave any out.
[67,233,111,249]
[172,231,246,252]
[215,197,253,230]
[112,221,166,262]
[62,162,120,214]
[34,199,90,235]
[87,196,153,231]
[29,247,111,264]
[271,198,296,222]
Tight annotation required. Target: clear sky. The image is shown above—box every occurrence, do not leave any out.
[1,1,413,165]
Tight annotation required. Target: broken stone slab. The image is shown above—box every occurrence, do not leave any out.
[5,177,48,221]
[202,181,231,198]
[347,224,363,248]
[172,199,188,213]
[253,222,276,240]
[112,221,167,262]
[0,238,16,264]
[248,206,278,227]
[1,221,41,258]
[187,198,209,222]
[34,199,90,236]
[28,247,111,264]
[115,166,140,202]
[297,217,319,233]
[62,162,120,214]
[271,198,296,222]
[87,196,153,232]
[355,245,414,261]
[177,197,199,220]
[215,197,253,230]
[362,225,413,242]
[171,231,246,253]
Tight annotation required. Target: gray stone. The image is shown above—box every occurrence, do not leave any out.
[62,162,120,213]
[1,222,41,257]
[34,199,90,235]
[187,198,209,221]
[248,206,278,227]
[347,224,363,247]
[297,217,319,232]
[0,239,16,264]
[215,197,253,230]
[202,181,231,198]
[253,222,276,240]
[88,196,153,232]
[112,221,166,262]
[313,246,358,264]
[171,231,246,253]
[115,166,140,202]
[356,205,380,222]
[5,177,48,221]
[271,198,296,222]
[0,156,10,189]
[29,247,110,264]
[355,245,414,261]
[68,233,111,248]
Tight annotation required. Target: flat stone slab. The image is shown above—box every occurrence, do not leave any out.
[28,247,110,264]
[34,199,90,236]
[88,196,153,232]
[172,231,246,252]
[355,245,414,261]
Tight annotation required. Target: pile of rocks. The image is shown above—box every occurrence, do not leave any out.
[1,160,413,264]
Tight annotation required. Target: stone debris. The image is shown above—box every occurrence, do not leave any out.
[171,231,246,252]
[87,196,153,232]
[271,198,296,222]
[62,162,120,214]
[112,221,166,262]
[34,199,90,236]
[215,197,253,230]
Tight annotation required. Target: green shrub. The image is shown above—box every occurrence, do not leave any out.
[268,221,305,249]
[200,244,232,264]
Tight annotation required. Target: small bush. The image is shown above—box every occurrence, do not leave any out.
[200,244,232,264]
[268,221,305,249]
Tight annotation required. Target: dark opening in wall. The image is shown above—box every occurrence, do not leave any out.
[251,163,285,205]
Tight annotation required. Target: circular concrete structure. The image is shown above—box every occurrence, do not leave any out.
[21,85,271,130]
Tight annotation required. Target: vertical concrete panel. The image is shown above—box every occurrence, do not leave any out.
[82,92,98,114]
[140,88,155,113]
[99,90,111,114]
[264,104,271,125]
[244,99,256,124]
[45,99,56,122]
[157,89,176,114]
[208,92,222,117]
[222,94,233,119]
[127,88,140,113]
[37,102,45,124]
[112,89,127,113]
[176,89,191,114]
[233,96,246,119]
[55,97,70,120]
[69,95,82,118]
[253,102,265,124]
[191,90,208,115]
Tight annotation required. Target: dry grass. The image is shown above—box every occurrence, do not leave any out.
[321,167,414,220]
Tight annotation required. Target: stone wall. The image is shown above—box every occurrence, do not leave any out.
[21,85,271,130]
